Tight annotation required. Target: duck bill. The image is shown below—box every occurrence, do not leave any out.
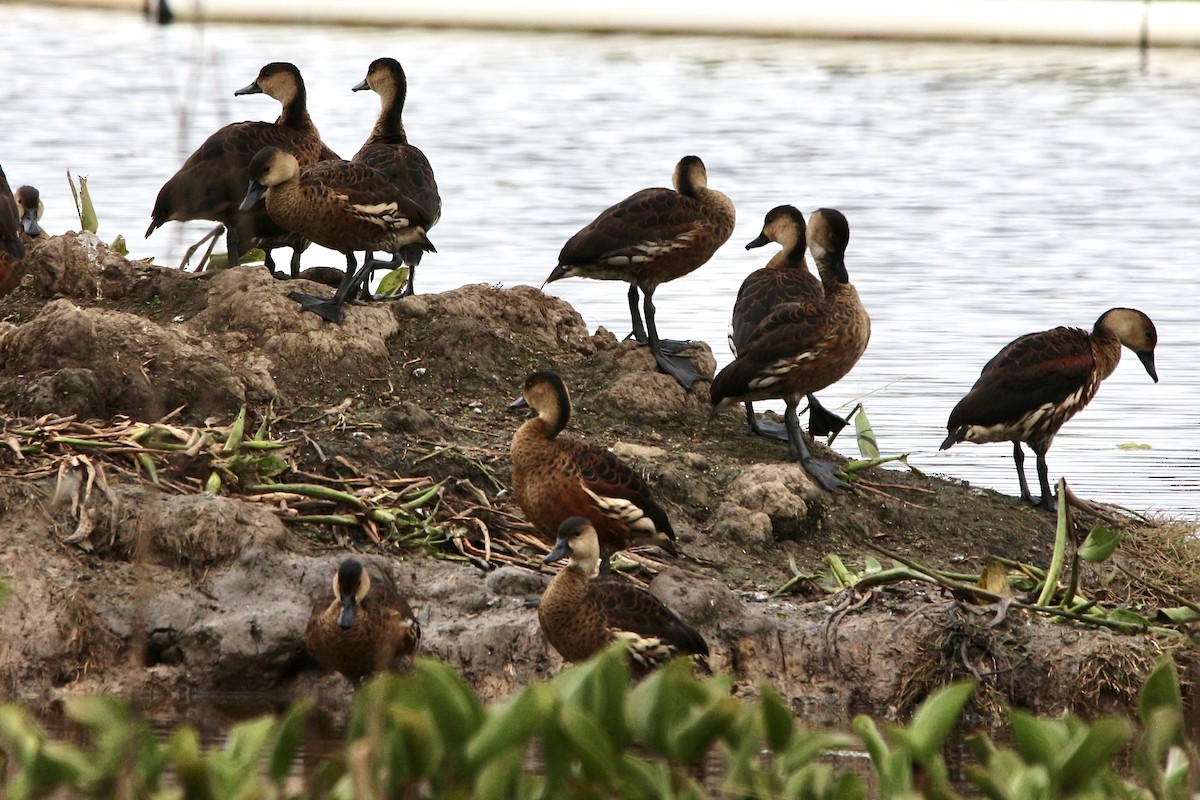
[745,232,770,250]
[543,538,571,565]
[21,209,43,238]
[508,396,529,410]
[240,180,268,212]
[234,81,263,96]
[1136,350,1158,383]
[337,595,358,629]
[352,78,370,92]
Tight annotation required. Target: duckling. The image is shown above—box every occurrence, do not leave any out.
[240,146,436,324]
[146,62,339,274]
[543,155,735,389]
[732,205,848,440]
[304,558,421,684]
[539,516,708,672]
[351,57,441,298]
[941,308,1159,511]
[510,371,677,573]
[14,185,47,244]
[711,208,871,492]
[0,166,25,297]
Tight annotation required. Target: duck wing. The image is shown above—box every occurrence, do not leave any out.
[589,576,707,657]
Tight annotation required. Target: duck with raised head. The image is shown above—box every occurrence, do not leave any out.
[240,146,436,324]
[941,307,1159,511]
[350,57,441,298]
[304,558,421,684]
[711,208,870,492]
[146,62,339,274]
[14,185,47,244]
[539,516,708,672]
[510,371,677,573]
[732,205,848,440]
[543,155,735,389]
[0,166,25,298]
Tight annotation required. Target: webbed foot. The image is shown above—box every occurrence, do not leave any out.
[288,291,346,324]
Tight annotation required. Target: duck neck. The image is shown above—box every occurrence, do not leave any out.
[369,87,408,145]
[1089,327,1124,382]
[543,565,590,620]
[277,83,314,130]
[813,254,849,293]
[768,245,809,272]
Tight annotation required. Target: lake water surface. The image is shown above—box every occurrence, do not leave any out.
[2,5,1198,516]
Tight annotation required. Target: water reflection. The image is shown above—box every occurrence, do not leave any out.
[2,6,1198,515]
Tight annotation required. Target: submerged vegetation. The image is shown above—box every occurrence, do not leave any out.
[0,649,1194,799]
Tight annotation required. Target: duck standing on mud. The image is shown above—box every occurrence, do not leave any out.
[349,57,441,298]
[941,307,1159,510]
[305,558,421,684]
[543,155,735,389]
[510,371,678,574]
[539,516,708,673]
[711,208,870,492]
[146,62,339,274]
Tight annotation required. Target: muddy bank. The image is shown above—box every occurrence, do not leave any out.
[0,233,1195,723]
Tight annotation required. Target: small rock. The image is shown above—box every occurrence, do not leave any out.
[683,452,710,471]
[485,567,546,597]
[385,401,441,435]
[610,442,667,461]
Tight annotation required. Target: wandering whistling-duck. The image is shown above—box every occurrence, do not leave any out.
[146,62,339,274]
[732,205,849,440]
[941,307,1159,510]
[510,371,677,573]
[14,185,47,244]
[240,146,435,324]
[0,166,26,298]
[304,558,421,684]
[539,516,708,672]
[711,208,870,492]
[350,57,441,298]
[543,155,736,389]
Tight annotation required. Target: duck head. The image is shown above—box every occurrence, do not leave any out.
[544,516,602,575]
[1097,308,1159,382]
[746,204,806,252]
[235,62,305,102]
[511,371,572,435]
[15,186,43,238]
[240,147,300,211]
[333,558,371,630]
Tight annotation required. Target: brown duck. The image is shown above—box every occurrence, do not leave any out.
[941,307,1159,510]
[510,371,677,573]
[711,208,870,492]
[14,185,47,245]
[0,165,26,298]
[240,146,436,324]
[146,62,339,274]
[305,558,421,684]
[732,205,847,440]
[543,155,735,388]
[539,516,708,672]
[350,57,441,298]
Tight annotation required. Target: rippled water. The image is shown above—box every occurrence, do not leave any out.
[3,6,1198,516]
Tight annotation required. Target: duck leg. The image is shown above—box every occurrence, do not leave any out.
[1012,442,1035,505]
[745,401,788,440]
[288,252,363,324]
[785,400,850,492]
[1034,446,1057,512]
[626,285,697,355]
[178,224,225,271]
[642,288,703,388]
[289,243,305,280]
[225,225,242,268]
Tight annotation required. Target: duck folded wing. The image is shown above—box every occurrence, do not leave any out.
[558,189,703,265]
[589,577,708,657]
[569,440,674,539]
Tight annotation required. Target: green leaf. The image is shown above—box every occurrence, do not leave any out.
[1058,717,1131,793]
[1138,658,1182,724]
[471,744,524,800]
[375,265,411,297]
[1155,606,1200,624]
[269,699,311,784]
[111,235,128,255]
[854,406,880,459]
[906,681,974,763]
[78,175,98,233]
[1116,442,1152,450]
[758,684,794,751]
[1077,524,1121,563]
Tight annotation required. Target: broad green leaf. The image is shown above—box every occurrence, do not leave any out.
[111,234,128,255]
[78,175,98,233]
[465,685,548,767]
[269,699,311,784]
[471,744,524,800]
[376,265,411,297]
[977,558,1011,597]
[906,681,975,762]
[1155,606,1200,624]
[759,683,794,751]
[854,407,880,459]
[1116,442,1152,450]
[1008,710,1066,767]
[1058,717,1131,793]
[1077,524,1121,563]
[1139,658,1183,724]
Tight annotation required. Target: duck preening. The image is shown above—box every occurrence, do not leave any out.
[14,185,47,243]
[146,62,339,275]
[941,307,1159,511]
[538,516,708,672]
[544,155,735,389]
[240,146,436,323]
[350,57,441,298]
[0,165,26,298]
[510,371,677,573]
[732,205,848,440]
[711,208,870,492]
[304,558,421,684]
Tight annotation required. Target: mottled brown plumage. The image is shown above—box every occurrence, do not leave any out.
[712,208,870,492]
[941,308,1159,510]
[510,372,677,573]
[14,185,47,245]
[544,155,736,388]
[351,57,441,297]
[539,517,707,671]
[240,146,435,324]
[0,166,26,298]
[146,62,339,274]
[305,558,421,684]
[732,205,846,439]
